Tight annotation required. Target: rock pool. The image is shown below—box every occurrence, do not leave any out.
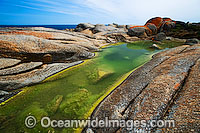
[0,42,174,132]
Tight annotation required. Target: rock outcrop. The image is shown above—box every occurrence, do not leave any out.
[128,17,176,38]
[84,44,200,132]
[167,21,200,40]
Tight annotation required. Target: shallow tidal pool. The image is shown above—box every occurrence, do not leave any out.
[0,42,176,132]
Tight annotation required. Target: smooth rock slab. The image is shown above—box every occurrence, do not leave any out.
[0,61,83,91]
[0,58,21,70]
[0,62,43,76]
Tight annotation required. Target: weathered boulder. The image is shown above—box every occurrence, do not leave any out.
[155,32,166,41]
[127,27,148,38]
[185,38,199,45]
[75,23,95,32]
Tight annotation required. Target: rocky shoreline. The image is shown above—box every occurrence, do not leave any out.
[0,17,199,132]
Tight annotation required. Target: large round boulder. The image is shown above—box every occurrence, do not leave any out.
[127,27,148,38]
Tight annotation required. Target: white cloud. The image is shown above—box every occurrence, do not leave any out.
[81,0,200,24]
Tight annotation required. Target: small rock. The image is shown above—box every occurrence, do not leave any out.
[0,90,9,96]
[43,54,52,64]
[150,44,161,49]
[166,37,173,40]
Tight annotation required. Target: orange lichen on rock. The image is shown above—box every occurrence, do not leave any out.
[145,17,163,29]
[0,40,19,52]
[174,83,180,89]
[0,31,53,39]
[128,17,176,38]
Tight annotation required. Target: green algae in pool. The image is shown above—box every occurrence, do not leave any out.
[0,43,157,132]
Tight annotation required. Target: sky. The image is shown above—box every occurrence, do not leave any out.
[0,0,200,25]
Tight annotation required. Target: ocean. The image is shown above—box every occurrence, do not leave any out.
[0,25,77,30]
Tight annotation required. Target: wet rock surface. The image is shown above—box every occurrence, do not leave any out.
[85,44,200,132]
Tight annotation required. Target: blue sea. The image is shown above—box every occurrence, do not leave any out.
[0,25,77,30]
